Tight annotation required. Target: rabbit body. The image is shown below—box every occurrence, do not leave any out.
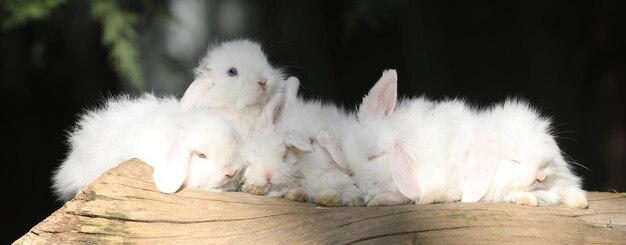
[341,69,587,208]
[241,78,364,206]
[181,39,286,140]
[53,94,244,201]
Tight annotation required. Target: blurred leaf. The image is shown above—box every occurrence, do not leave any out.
[1,0,170,89]
[1,0,68,30]
[31,40,46,68]
[91,0,145,89]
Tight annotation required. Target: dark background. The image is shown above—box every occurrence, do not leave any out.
[1,1,624,243]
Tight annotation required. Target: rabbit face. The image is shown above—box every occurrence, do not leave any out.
[490,137,559,195]
[241,131,301,189]
[184,144,245,192]
[463,99,566,202]
[193,40,282,109]
[169,110,245,192]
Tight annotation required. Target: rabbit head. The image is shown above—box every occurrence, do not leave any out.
[462,100,569,202]
[152,109,245,193]
[240,88,314,194]
[181,39,284,110]
[338,69,418,203]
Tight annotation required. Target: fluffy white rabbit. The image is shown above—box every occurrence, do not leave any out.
[180,39,286,139]
[381,97,476,206]
[459,100,589,208]
[388,98,588,208]
[238,90,310,198]
[344,69,588,208]
[52,94,245,201]
[338,69,416,206]
[240,77,364,206]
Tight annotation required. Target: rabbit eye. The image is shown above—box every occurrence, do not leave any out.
[227,67,238,77]
[368,154,380,161]
[197,153,207,159]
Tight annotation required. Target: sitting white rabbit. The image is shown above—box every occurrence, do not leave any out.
[52,94,245,201]
[180,39,286,139]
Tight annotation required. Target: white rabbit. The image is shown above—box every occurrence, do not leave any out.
[388,98,588,208]
[238,91,310,198]
[459,100,589,208]
[382,97,476,205]
[52,93,245,201]
[338,69,416,206]
[346,70,588,208]
[180,39,286,139]
[240,77,364,206]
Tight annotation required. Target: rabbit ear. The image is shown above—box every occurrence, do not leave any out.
[252,93,285,137]
[358,69,398,121]
[152,141,190,193]
[315,130,348,170]
[285,130,315,152]
[461,140,501,202]
[180,77,214,110]
[285,77,300,103]
[388,141,420,200]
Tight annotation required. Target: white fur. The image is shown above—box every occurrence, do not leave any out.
[181,39,285,139]
[393,97,477,204]
[240,77,364,206]
[52,94,245,201]
[341,95,474,206]
[340,116,411,206]
[337,70,416,206]
[467,99,588,208]
[240,128,303,197]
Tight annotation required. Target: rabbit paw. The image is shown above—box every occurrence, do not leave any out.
[314,194,343,207]
[446,189,463,202]
[242,184,266,195]
[367,192,412,207]
[284,187,308,202]
[561,189,589,209]
[344,196,366,207]
[417,188,462,204]
[507,192,539,207]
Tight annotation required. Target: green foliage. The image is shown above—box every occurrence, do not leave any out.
[91,0,144,88]
[1,0,68,30]
[1,0,169,89]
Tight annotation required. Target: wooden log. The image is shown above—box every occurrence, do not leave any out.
[14,159,626,244]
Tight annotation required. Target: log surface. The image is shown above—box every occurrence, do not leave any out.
[15,159,626,244]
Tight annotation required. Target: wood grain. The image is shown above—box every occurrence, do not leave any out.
[15,159,626,244]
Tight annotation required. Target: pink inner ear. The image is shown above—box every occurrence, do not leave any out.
[252,93,285,137]
[389,141,420,200]
[285,131,314,152]
[461,140,500,202]
[180,78,214,110]
[315,130,349,170]
[359,70,398,120]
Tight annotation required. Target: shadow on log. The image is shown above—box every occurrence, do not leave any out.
[15,159,626,244]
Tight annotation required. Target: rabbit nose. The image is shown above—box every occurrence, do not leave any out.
[225,169,235,179]
[258,77,267,86]
[263,170,273,183]
[536,169,546,183]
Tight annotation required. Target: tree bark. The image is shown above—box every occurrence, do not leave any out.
[14,159,626,244]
